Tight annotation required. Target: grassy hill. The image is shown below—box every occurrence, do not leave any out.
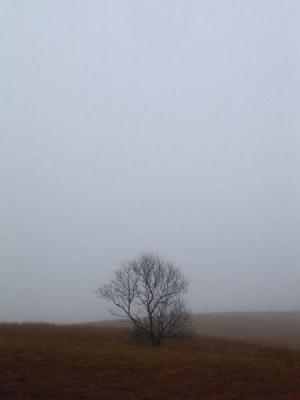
[1,320,300,399]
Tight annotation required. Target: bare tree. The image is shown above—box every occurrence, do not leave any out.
[97,252,190,346]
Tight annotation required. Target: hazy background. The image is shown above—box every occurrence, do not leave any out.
[1,1,299,323]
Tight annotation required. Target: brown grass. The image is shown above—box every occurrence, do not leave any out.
[1,323,300,399]
[192,312,300,350]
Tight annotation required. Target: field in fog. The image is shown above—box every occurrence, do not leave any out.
[95,311,300,350]
[1,317,300,400]
[193,312,300,350]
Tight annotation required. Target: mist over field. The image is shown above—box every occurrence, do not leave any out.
[1,1,299,323]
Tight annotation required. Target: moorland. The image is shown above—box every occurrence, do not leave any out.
[2,313,300,399]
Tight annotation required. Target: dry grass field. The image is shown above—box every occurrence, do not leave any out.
[193,312,300,350]
[1,320,300,400]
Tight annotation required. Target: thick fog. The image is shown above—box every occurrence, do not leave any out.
[1,1,299,323]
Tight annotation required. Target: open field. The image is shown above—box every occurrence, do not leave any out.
[95,311,300,350]
[1,322,300,399]
[193,312,300,350]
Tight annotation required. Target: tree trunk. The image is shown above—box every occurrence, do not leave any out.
[151,336,161,346]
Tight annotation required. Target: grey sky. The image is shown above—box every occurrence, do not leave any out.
[0,1,299,323]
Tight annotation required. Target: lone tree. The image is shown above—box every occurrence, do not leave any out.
[97,252,190,346]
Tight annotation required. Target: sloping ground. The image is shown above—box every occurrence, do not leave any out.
[1,323,300,400]
[192,311,300,349]
[95,311,300,350]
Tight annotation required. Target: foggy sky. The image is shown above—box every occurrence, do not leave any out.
[1,1,299,323]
